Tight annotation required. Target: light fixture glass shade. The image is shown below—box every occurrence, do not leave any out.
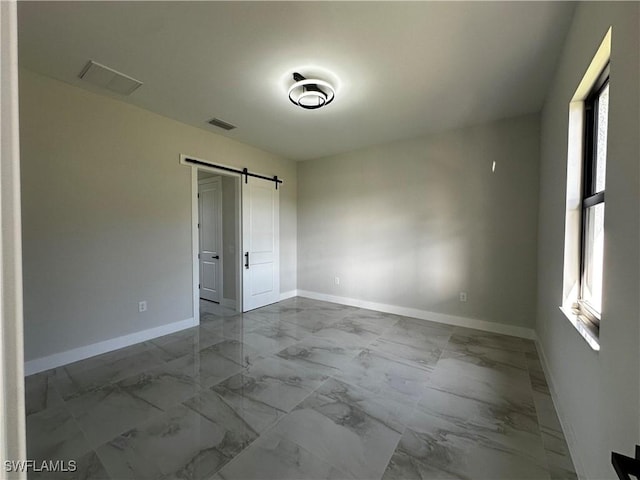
[288,74,335,110]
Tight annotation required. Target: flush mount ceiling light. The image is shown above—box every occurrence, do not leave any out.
[288,72,335,110]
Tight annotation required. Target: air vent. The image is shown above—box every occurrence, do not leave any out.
[208,118,236,131]
[79,60,143,95]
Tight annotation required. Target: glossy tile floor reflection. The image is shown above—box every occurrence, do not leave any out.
[25,297,577,479]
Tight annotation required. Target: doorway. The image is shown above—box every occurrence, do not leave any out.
[195,168,241,320]
[187,158,281,322]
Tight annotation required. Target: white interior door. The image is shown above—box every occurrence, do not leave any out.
[242,176,279,311]
[199,177,222,302]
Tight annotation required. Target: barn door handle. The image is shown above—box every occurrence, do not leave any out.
[244,252,249,269]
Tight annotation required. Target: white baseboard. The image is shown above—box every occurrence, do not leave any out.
[296,290,536,340]
[279,289,298,301]
[534,338,584,479]
[24,317,197,376]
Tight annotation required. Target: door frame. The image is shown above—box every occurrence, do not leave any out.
[1,0,27,471]
[187,158,243,323]
[198,176,223,304]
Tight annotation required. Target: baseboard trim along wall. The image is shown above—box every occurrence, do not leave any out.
[24,317,197,376]
[534,338,584,479]
[279,290,298,301]
[25,290,535,375]
[297,290,536,340]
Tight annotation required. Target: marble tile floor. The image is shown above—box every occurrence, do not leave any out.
[200,300,239,318]
[25,297,577,480]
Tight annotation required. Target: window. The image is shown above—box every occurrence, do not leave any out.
[578,64,609,327]
[561,27,610,350]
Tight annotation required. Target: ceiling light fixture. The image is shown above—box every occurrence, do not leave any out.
[288,72,335,110]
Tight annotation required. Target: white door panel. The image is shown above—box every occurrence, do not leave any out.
[249,264,274,296]
[201,260,218,290]
[200,190,219,252]
[243,176,279,311]
[199,177,222,302]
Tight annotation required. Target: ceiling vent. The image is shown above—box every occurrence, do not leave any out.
[208,118,236,131]
[78,60,143,95]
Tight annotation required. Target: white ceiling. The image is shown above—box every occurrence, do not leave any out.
[17,1,574,161]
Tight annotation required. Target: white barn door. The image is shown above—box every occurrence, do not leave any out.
[242,176,279,311]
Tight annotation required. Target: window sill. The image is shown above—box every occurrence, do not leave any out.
[559,306,600,351]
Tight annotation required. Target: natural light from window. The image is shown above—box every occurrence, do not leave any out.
[560,27,611,351]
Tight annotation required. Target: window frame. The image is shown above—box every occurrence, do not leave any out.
[578,63,609,328]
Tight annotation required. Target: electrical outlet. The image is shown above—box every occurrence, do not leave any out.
[138,301,147,312]
[459,292,467,302]
[334,276,340,286]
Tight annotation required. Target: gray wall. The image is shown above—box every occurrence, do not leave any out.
[297,114,540,329]
[20,69,297,362]
[536,2,639,478]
